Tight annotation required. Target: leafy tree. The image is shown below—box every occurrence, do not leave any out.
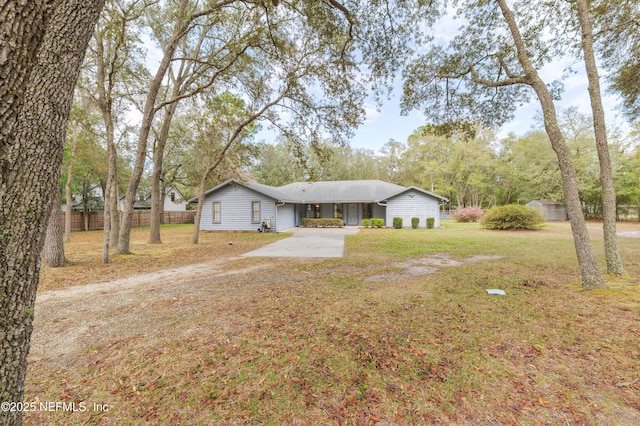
[145,1,263,245]
[593,0,640,121]
[497,131,564,205]
[404,126,497,208]
[80,0,148,262]
[252,140,308,186]
[614,128,640,220]
[377,139,410,185]
[401,0,605,289]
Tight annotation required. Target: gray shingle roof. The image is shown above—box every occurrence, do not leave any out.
[189,179,448,203]
[277,180,408,203]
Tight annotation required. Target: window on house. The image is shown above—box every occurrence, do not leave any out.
[363,203,373,219]
[252,201,261,223]
[170,192,176,202]
[212,201,221,223]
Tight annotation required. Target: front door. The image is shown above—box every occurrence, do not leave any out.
[347,203,358,225]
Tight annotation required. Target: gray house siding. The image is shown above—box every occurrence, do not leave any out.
[386,190,440,228]
[372,204,386,223]
[277,204,295,231]
[201,185,278,232]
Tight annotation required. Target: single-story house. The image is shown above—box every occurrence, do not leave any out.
[189,179,448,232]
[118,186,188,211]
[526,200,567,221]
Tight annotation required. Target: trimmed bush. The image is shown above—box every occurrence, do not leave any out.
[393,217,403,229]
[426,217,435,229]
[370,218,385,228]
[411,217,419,229]
[453,206,484,222]
[302,218,344,228]
[481,204,545,230]
[361,219,369,227]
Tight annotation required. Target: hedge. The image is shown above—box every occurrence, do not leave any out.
[370,218,384,228]
[393,217,403,229]
[411,217,419,229]
[302,218,344,228]
[426,217,435,229]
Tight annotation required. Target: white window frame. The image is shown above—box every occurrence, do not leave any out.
[251,201,261,224]
[212,201,221,223]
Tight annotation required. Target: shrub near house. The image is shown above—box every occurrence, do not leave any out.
[453,206,484,222]
[302,218,343,228]
[481,204,545,230]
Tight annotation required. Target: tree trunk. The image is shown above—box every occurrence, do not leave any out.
[496,0,605,290]
[109,167,120,248]
[575,0,625,277]
[0,1,104,422]
[64,124,78,242]
[117,0,190,254]
[42,191,66,268]
[102,170,112,264]
[192,177,210,244]
[64,180,73,242]
[101,112,117,263]
[150,99,179,244]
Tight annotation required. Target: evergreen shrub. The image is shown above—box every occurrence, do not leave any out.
[370,218,385,228]
[481,204,545,230]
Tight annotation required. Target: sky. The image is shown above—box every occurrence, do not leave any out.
[342,66,627,153]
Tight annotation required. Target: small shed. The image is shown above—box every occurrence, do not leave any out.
[526,200,567,221]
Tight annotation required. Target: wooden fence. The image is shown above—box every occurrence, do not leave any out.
[61,210,196,232]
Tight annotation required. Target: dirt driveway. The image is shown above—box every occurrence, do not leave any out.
[31,257,278,362]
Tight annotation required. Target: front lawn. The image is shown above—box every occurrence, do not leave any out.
[27,221,640,424]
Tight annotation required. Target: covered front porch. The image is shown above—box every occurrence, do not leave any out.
[293,202,386,227]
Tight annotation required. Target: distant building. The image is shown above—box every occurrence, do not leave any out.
[118,186,187,211]
[526,200,567,221]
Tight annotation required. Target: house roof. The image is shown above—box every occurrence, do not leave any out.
[189,179,448,204]
[277,180,408,203]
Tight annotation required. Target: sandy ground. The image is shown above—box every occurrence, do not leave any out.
[31,257,274,362]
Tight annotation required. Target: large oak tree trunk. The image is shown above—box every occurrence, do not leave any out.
[0,1,104,423]
[575,0,625,277]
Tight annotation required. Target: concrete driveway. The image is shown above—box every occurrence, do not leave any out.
[241,227,360,258]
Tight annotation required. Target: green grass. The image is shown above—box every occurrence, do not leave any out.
[27,221,640,424]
